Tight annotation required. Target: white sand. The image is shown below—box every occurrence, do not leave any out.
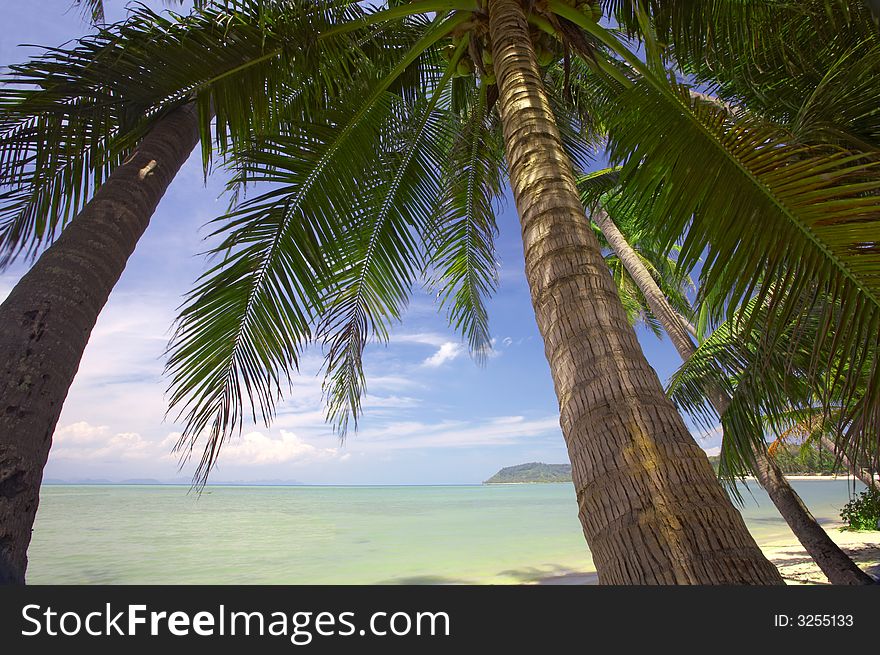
[761,525,880,584]
[533,527,880,585]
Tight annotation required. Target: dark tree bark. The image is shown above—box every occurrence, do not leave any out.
[594,207,874,585]
[0,104,199,584]
[489,0,783,584]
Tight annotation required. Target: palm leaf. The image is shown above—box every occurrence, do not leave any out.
[318,33,468,434]
[165,12,468,480]
[426,82,506,362]
[599,73,880,447]
[0,0,386,265]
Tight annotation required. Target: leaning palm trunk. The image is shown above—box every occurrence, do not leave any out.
[0,104,199,584]
[488,0,782,584]
[593,207,874,585]
[818,435,878,489]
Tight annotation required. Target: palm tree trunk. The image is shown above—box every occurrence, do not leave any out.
[593,207,874,585]
[818,435,877,489]
[0,104,199,584]
[487,0,782,584]
[751,449,874,584]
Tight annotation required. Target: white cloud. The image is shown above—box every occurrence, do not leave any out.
[367,375,424,392]
[362,395,420,409]
[422,342,463,367]
[52,422,155,461]
[220,430,340,466]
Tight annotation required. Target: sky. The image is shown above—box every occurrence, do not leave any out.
[0,1,722,485]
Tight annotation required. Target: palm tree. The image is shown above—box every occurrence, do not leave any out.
[619,0,880,487]
[1,0,803,584]
[0,0,398,584]
[166,0,879,582]
[583,189,874,584]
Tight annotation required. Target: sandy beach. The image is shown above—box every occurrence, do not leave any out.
[761,526,880,585]
[535,527,880,585]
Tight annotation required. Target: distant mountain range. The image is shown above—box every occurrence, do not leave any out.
[484,462,572,484]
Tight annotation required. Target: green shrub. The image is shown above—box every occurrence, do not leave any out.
[839,487,880,531]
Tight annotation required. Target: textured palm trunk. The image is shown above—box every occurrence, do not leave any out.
[488,0,782,584]
[818,435,877,489]
[594,207,874,585]
[751,450,874,584]
[0,104,199,584]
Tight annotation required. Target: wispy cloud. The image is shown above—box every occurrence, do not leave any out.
[351,414,561,450]
[422,342,464,367]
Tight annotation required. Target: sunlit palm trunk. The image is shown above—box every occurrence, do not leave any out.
[488,0,782,584]
[0,105,199,584]
[594,207,874,585]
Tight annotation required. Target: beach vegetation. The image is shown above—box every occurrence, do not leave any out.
[840,488,880,531]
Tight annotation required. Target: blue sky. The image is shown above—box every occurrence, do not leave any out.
[0,1,722,484]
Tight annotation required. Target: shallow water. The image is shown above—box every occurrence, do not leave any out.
[27,479,867,584]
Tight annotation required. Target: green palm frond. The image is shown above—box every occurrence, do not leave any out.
[668,293,878,482]
[598,70,880,440]
[786,41,880,149]
[165,12,467,480]
[426,83,506,362]
[577,166,621,208]
[318,35,468,435]
[0,0,386,265]
[73,0,105,23]
[608,0,876,73]
[73,0,200,25]
[166,98,392,482]
[693,25,880,151]
[609,0,880,150]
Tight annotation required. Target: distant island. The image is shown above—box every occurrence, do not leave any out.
[485,462,572,484]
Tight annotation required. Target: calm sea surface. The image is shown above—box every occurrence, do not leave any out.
[27,479,867,584]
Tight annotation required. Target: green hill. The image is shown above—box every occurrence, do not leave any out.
[484,462,572,484]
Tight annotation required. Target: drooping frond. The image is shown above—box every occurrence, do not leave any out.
[426,82,506,362]
[0,0,377,265]
[165,12,468,480]
[318,31,468,435]
[597,70,880,451]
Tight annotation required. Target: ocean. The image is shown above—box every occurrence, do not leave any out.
[27,479,868,584]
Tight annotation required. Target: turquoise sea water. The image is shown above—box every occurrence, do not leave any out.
[27,480,867,584]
